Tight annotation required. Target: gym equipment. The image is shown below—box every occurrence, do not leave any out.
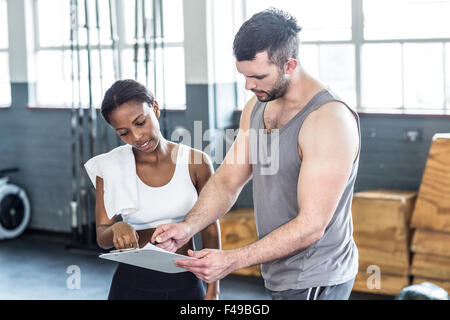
[95,0,108,154]
[67,0,169,251]
[69,0,80,244]
[142,0,149,87]
[396,282,448,300]
[134,0,139,80]
[0,168,31,240]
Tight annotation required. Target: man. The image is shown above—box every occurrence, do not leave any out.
[152,8,360,300]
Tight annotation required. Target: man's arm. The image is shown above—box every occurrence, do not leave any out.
[174,102,359,283]
[151,96,257,246]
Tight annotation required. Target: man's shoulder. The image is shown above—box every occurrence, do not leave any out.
[304,100,356,131]
[298,99,359,162]
[240,96,258,129]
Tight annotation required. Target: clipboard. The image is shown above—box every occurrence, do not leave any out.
[99,242,196,273]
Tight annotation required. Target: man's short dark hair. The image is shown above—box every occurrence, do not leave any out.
[233,8,302,68]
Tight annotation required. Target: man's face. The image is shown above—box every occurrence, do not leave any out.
[236,51,290,102]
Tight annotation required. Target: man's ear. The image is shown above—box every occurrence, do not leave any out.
[153,100,161,118]
[285,58,298,75]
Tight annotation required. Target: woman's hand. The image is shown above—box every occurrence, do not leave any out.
[111,221,139,249]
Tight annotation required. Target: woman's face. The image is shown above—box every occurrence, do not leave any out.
[109,100,161,153]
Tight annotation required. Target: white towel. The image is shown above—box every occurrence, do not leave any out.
[84,144,139,219]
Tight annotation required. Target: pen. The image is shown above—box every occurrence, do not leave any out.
[109,247,138,253]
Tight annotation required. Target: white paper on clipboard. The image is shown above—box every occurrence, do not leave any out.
[99,242,196,273]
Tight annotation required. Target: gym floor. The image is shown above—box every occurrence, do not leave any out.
[0,230,389,300]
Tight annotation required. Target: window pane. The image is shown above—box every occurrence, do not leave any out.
[91,0,114,46]
[121,48,156,90]
[300,45,320,79]
[86,49,115,106]
[123,0,141,45]
[0,0,8,49]
[318,45,356,107]
[36,50,72,106]
[404,43,444,109]
[162,0,184,43]
[300,44,355,106]
[124,0,184,45]
[36,49,115,107]
[38,0,112,47]
[245,0,351,41]
[37,0,71,47]
[0,52,11,106]
[123,0,136,44]
[121,46,186,109]
[162,47,186,108]
[211,0,237,83]
[361,44,403,109]
[364,0,450,40]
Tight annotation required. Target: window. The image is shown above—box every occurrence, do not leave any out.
[121,0,185,109]
[33,0,185,109]
[238,0,355,108]
[361,0,450,112]
[0,0,11,107]
[237,0,450,113]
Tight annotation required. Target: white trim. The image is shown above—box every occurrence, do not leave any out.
[306,288,312,300]
[313,286,321,300]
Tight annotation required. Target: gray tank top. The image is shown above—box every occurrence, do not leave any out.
[249,88,360,291]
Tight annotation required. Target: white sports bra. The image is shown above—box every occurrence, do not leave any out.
[122,144,198,230]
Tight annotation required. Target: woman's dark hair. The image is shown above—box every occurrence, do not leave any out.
[233,8,302,69]
[101,79,154,124]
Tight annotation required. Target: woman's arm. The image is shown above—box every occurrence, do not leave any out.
[95,176,139,249]
[191,150,221,300]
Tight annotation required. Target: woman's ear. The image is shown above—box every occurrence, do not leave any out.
[153,100,161,118]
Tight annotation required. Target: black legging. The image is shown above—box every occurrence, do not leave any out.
[108,263,205,300]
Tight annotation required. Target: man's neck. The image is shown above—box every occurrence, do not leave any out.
[273,67,325,112]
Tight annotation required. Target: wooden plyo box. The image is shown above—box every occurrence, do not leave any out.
[410,253,450,281]
[352,190,417,278]
[411,134,450,233]
[219,208,261,277]
[410,227,450,283]
[409,134,450,285]
[411,229,450,258]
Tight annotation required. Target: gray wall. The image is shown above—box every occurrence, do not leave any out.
[2,82,450,232]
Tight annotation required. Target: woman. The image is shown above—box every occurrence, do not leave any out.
[84,79,220,300]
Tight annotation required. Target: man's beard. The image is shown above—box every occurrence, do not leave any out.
[253,73,290,102]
